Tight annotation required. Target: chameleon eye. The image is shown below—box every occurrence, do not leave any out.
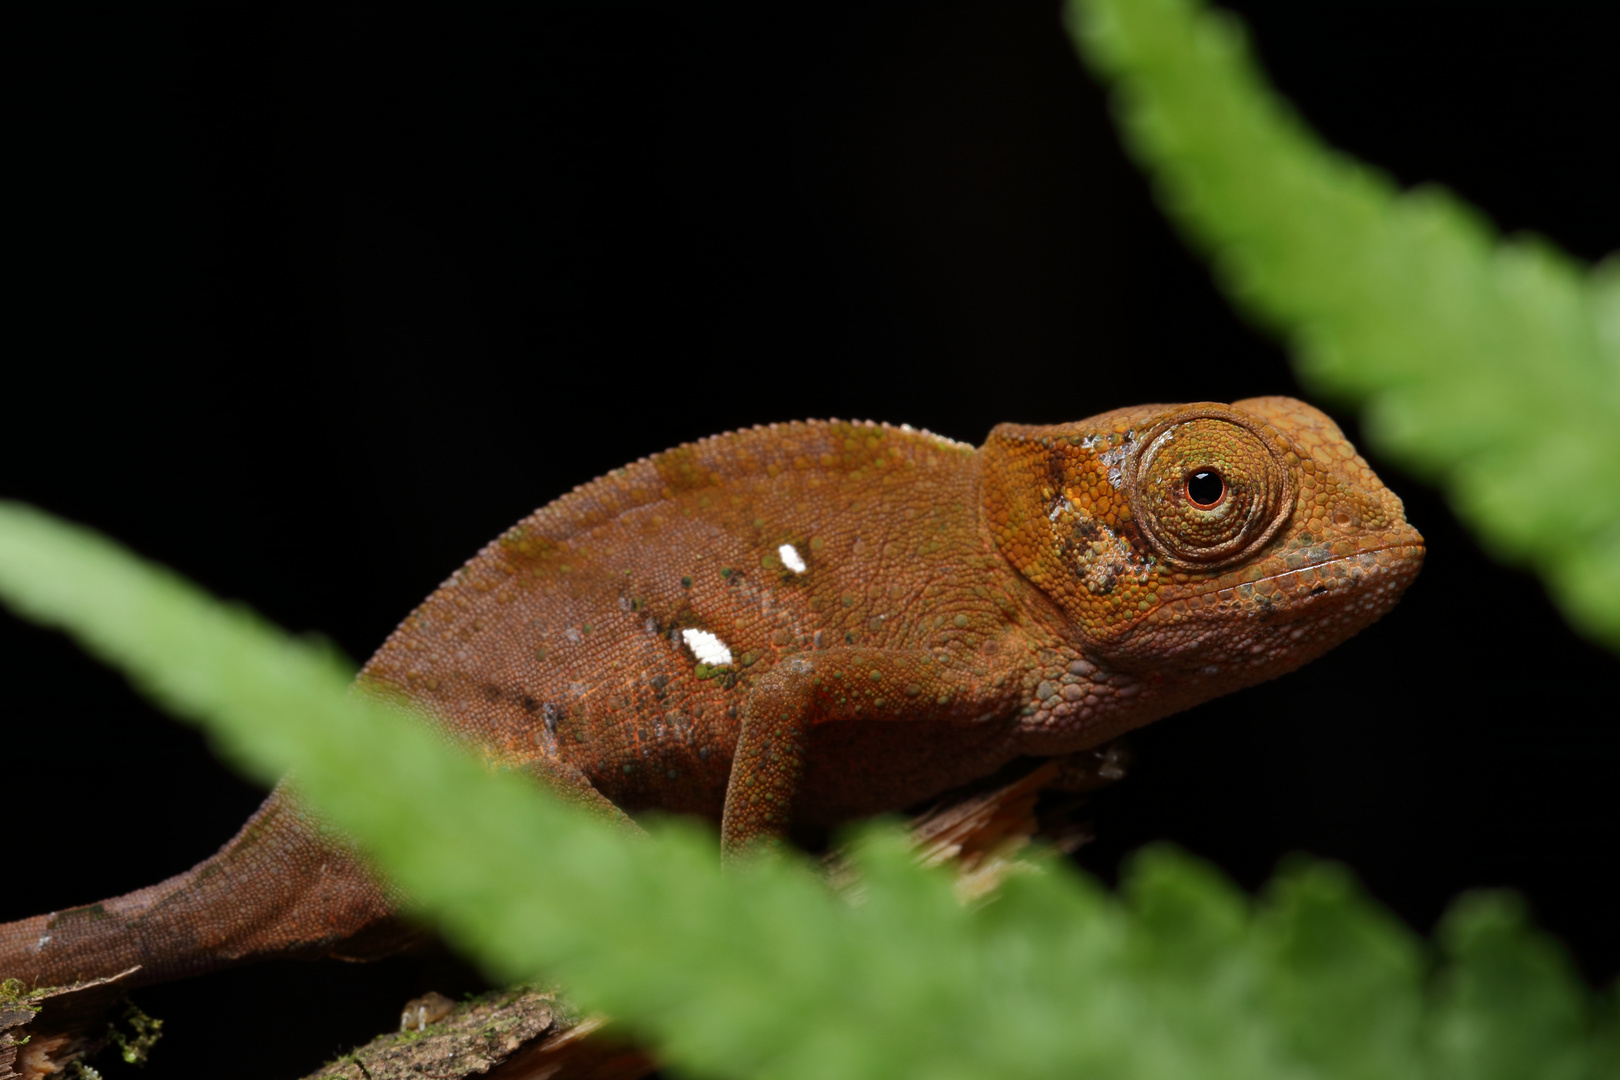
[1127,411,1294,570]
[1185,469,1224,508]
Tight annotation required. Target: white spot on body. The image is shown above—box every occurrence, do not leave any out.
[681,628,734,666]
[778,543,807,574]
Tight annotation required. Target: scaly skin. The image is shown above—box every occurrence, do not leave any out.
[1,397,1423,990]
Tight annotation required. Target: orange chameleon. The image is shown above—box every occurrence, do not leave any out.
[1,397,1423,990]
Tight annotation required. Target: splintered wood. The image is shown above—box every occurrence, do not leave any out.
[303,990,653,1080]
[1,967,140,1080]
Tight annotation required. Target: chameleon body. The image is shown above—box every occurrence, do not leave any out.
[1,397,1423,990]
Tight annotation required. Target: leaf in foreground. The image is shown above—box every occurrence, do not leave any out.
[0,504,1613,1078]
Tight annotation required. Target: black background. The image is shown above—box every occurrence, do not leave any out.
[6,2,1618,1076]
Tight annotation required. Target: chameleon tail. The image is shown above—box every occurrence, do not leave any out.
[0,786,407,991]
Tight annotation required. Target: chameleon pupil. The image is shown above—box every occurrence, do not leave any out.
[1186,469,1224,508]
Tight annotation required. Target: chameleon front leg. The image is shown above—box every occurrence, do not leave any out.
[720,657,815,857]
[719,648,984,858]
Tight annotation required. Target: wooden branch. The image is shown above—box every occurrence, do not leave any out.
[299,987,653,1080]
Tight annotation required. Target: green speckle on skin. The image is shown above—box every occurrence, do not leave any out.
[695,664,711,679]
[623,764,635,774]
[720,567,733,579]
[681,575,693,589]
[953,614,969,628]
[582,624,593,633]
[810,537,825,551]
[742,652,759,667]
[869,670,882,681]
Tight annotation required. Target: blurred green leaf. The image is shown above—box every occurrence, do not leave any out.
[2,500,1613,1077]
[1256,859,1425,1080]
[1429,891,1594,1080]
[1066,0,1620,650]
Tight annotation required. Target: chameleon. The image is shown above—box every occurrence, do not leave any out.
[1,396,1423,991]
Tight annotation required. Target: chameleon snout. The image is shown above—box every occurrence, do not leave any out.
[1108,519,1425,680]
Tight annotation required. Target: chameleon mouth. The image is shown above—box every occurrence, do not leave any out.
[1138,528,1425,627]
[1251,534,1426,595]
[1107,529,1424,672]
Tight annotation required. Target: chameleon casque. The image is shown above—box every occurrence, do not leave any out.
[2,396,1423,990]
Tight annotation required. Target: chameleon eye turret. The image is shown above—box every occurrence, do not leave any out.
[1125,406,1295,572]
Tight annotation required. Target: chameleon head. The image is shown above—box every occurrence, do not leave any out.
[983,396,1425,710]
